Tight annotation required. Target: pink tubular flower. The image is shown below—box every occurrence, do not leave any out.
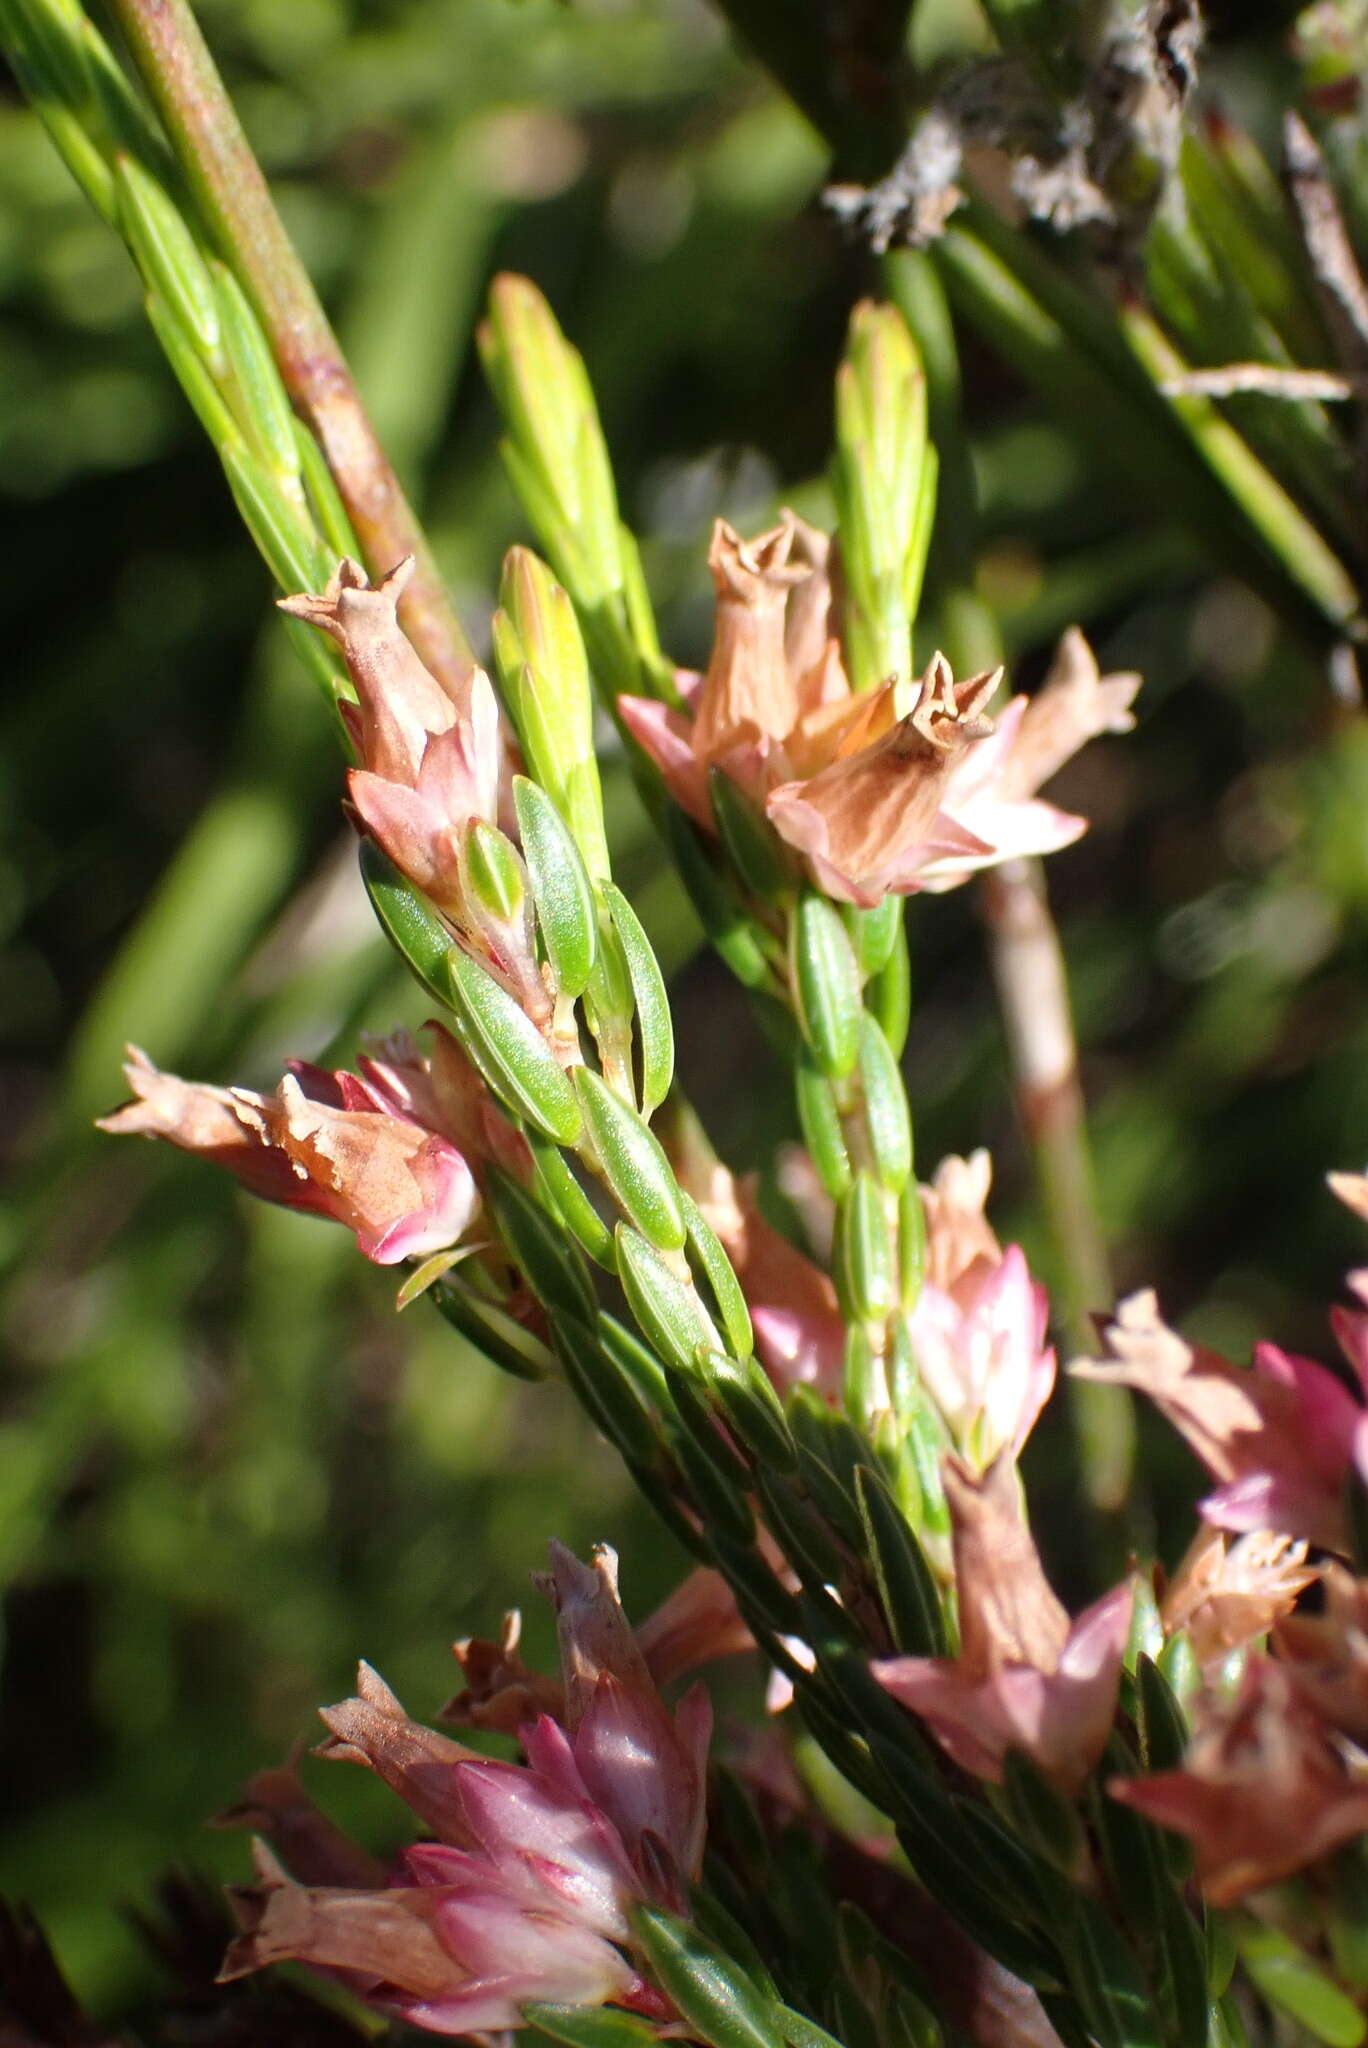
[280,557,557,1029]
[98,1031,483,1266]
[223,1838,643,2037]
[1108,1662,1368,1906]
[219,1546,709,2036]
[541,1542,712,1897]
[1073,1287,1368,1553]
[907,1152,1056,1466]
[873,1457,1132,1794]
[619,518,1138,907]
[279,557,502,918]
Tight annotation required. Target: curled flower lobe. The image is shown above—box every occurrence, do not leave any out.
[691,519,812,756]
[281,559,515,971]
[920,1148,1000,1293]
[995,627,1139,803]
[1161,1528,1316,1671]
[765,656,1001,907]
[278,557,463,786]
[315,1662,478,1844]
[442,1610,564,1736]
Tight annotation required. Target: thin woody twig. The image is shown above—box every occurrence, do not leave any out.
[105,0,473,689]
[1160,364,1362,401]
[979,854,1135,1514]
[1284,111,1368,378]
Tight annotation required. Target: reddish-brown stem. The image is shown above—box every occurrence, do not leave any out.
[105,0,472,686]
[979,855,1135,1512]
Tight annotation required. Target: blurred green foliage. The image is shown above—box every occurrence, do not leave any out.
[4,0,1368,2020]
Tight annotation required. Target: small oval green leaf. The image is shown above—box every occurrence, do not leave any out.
[858,1013,912,1190]
[868,917,912,1058]
[211,260,299,487]
[429,1277,555,1381]
[630,1907,787,2048]
[486,1166,597,1324]
[794,1049,852,1199]
[844,893,902,978]
[1240,1926,1367,2048]
[615,1225,720,1375]
[444,945,582,1144]
[682,1194,753,1360]
[601,880,674,1115]
[834,1171,895,1322]
[513,777,597,998]
[359,840,453,1003]
[527,1131,616,1268]
[115,154,221,359]
[553,1315,660,1467]
[576,1067,686,1250]
[462,818,526,924]
[854,1462,944,1656]
[791,891,863,1079]
[523,2004,659,2048]
[707,1350,798,1474]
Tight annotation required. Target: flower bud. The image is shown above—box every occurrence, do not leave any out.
[831,299,929,694]
[494,548,611,879]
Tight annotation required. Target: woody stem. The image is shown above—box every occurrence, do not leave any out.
[105,0,473,687]
[979,856,1135,1514]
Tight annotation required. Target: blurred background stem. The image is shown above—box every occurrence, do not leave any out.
[979,857,1133,1514]
[888,248,1134,1518]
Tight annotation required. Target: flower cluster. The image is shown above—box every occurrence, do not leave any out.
[219,1545,710,2035]
[89,503,1368,2015]
[99,555,575,1275]
[684,1139,1056,1471]
[1077,1171,1368,1904]
[620,517,1138,907]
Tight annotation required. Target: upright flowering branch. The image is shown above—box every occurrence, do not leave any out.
[22,3,1368,2041]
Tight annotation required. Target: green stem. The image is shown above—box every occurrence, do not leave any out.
[104,0,472,685]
